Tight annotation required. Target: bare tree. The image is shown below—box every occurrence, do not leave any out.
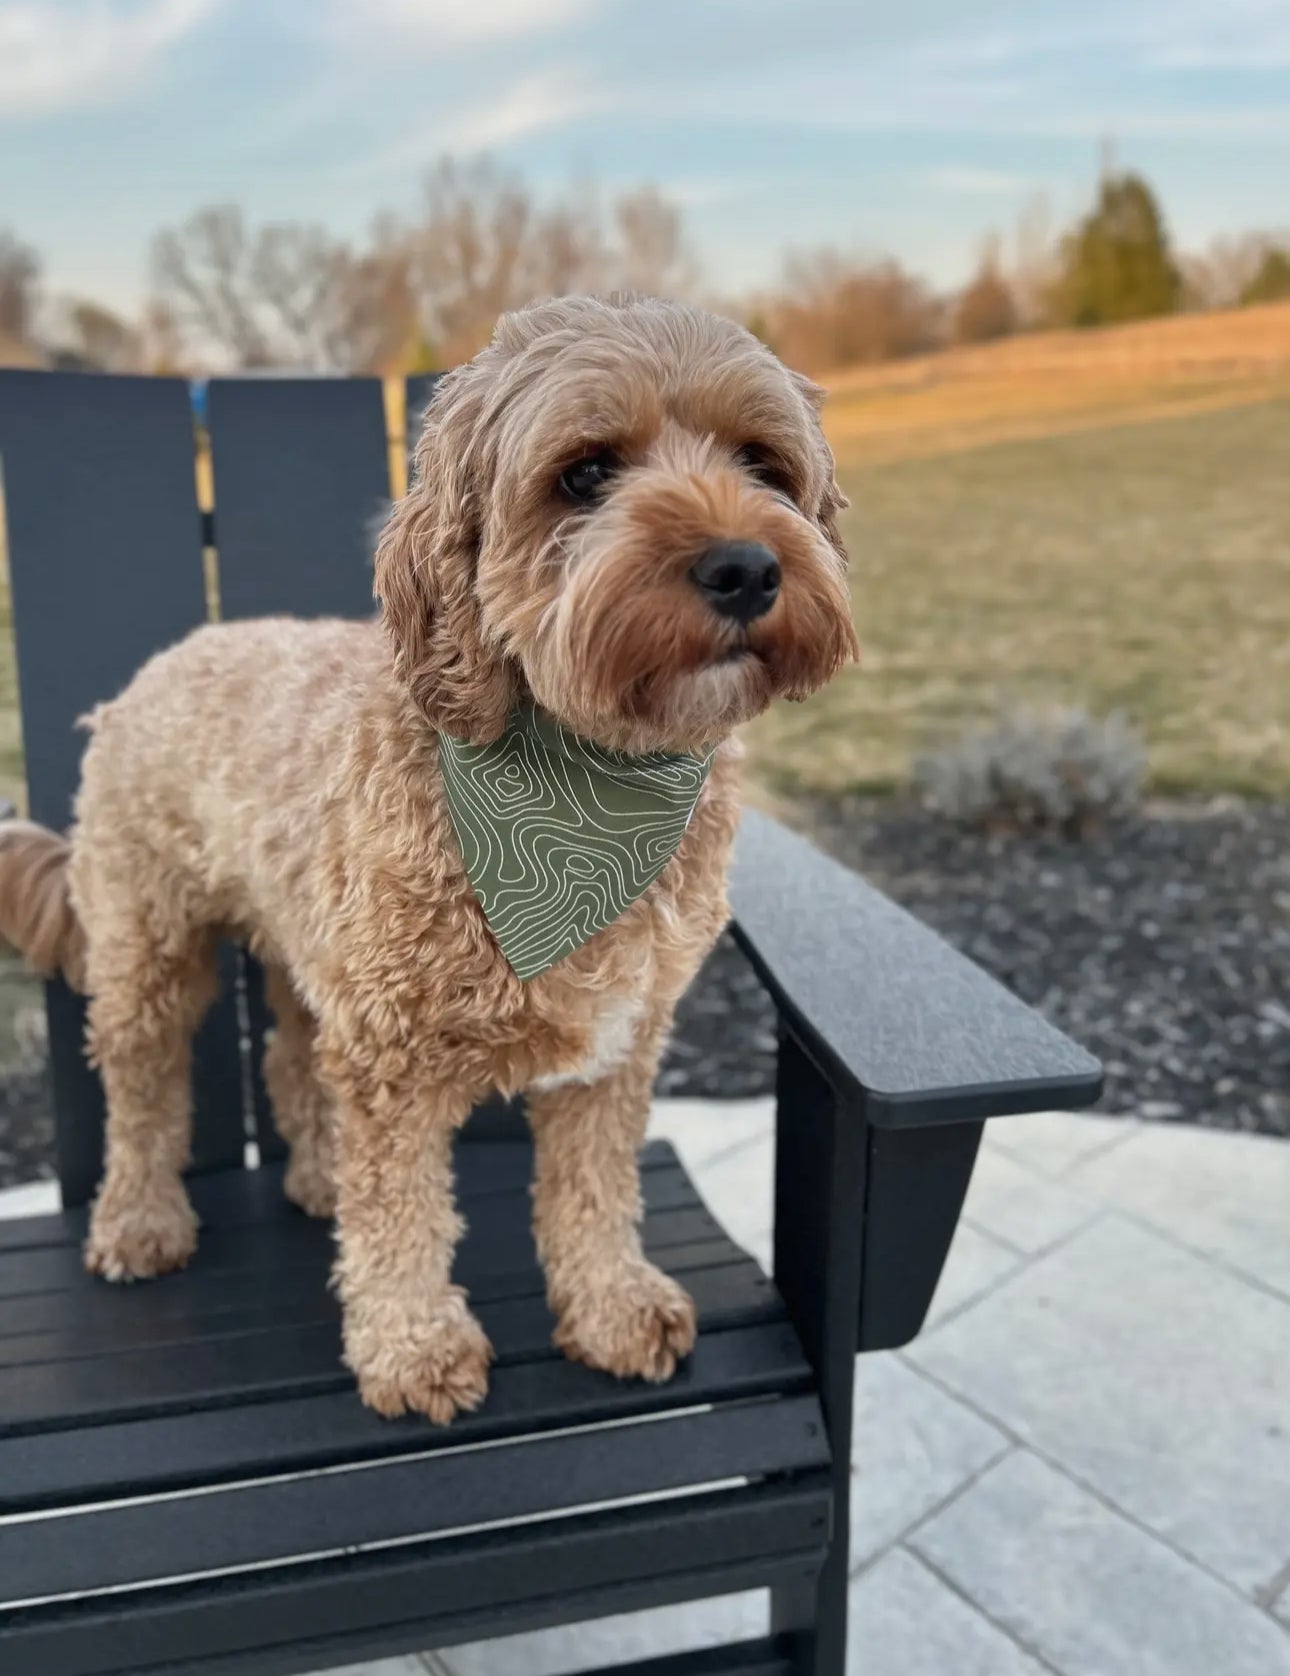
[249,224,414,371]
[149,162,698,372]
[954,237,1018,344]
[1181,231,1290,310]
[1011,192,1056,326]
[408,157,526,362]
[0,230,40,345]
[407,159,696,364]
[153,205,273,367]
[152,204,416,371]
[528,186,608,300]
[327,239,417,373]
[611,185,695,296]
[138,298,185,374]
[769,248,942,374]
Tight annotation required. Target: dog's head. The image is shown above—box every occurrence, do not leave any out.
[376,294,858,753]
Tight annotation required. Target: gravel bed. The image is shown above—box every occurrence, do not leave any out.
[0,1064,55,1188]
[663,797,1290,1137]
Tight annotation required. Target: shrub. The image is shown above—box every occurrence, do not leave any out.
[955,248,1017,344]
[914,705,1146,837]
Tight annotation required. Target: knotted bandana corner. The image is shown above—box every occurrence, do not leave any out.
[438,706,713,980]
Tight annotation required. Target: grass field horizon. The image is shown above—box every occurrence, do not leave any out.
[820,299,1290,468]
[2,301,1288,809]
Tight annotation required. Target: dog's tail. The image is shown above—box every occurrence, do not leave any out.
[0,821,87,991]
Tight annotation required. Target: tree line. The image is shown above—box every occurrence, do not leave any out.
[2,155,1288,378]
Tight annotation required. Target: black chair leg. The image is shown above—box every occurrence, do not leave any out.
[768,1032,865,1675]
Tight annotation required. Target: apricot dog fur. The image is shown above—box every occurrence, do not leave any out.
[0,295,856,1422]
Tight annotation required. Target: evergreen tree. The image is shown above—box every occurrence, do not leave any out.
[1050,171,1181,326]
[1240,247,1290,306]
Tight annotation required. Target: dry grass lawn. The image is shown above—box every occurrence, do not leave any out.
[748,389,1290,797]
[823,299,1290,465]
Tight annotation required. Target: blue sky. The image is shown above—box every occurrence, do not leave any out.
[3,0,1290,315]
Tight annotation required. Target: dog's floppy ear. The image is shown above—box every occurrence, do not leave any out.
[375,361,518,743]
[791,369,851,566]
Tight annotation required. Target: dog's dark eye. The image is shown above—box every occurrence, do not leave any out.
[736,444,793,495]
[559,451,619,503]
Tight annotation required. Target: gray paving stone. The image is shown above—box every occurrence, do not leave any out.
[1073,1121,1290,1299]
[438,1591,766,1675]
[925,1219,1021,1326]
[910,1215,1290,1596]
[742,1224,773,1272]
[686,1129,775,1256]
[646,1097,774,1173]
[961,1143,1099,1254]
[984,1110,1139,1179]
[0,1179,57,1219]
[850,1356,1009,1568]
[913,1452,1290,1676]
[848,1548,1047,1676]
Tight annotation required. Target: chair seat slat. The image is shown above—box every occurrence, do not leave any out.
[0,1142,693,1254]
[0,1397,827,1608]
[0,1484,827,1676]
[0,1321,811,1515]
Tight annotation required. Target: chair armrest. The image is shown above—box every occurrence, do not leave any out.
[728,810,1102,1128]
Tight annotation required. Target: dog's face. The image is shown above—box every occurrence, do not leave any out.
[377,295,858,754]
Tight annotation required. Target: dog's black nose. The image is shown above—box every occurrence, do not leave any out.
[689,541,781,624]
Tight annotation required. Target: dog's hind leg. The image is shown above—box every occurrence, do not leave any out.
[263,963,336,1219]
[84,917,220,1281]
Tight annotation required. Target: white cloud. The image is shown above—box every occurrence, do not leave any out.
[1141,0,1290,69]
[0,0,221,117]
[445,68,602,151]
[327,0,601,54]
[647,57,1290,145]
[353,68,607,174]
[1152,37,1290,71]
[922,166,1033,198]
[661,178,752,210]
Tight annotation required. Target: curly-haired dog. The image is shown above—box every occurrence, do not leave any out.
[0,295,857,1422]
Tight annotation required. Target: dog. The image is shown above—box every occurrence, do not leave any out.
[0,294,857,1422]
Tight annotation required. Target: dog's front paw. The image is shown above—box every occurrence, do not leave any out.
[85,1176,198,1282]
[346,1288,494,1423]
[554,1260,697,1383]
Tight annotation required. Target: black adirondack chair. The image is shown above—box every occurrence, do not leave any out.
[0,369,1102,1676]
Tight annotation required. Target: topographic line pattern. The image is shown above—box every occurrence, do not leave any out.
[439,706,713,980]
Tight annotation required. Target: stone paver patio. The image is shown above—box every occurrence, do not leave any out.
[5,1102,1288,1675]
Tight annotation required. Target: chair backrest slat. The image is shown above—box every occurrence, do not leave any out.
[206,377,391,1160]
[208,377,389,620]
[0,372,247,1203]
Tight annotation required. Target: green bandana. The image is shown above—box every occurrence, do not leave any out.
[438,706,713,980]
